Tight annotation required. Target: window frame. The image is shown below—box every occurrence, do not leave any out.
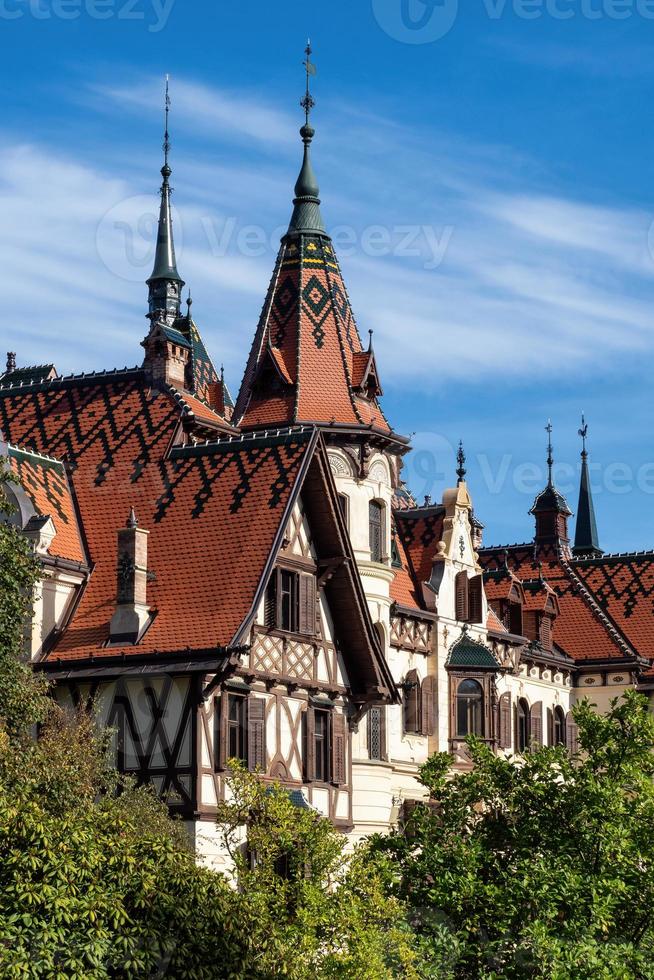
[265,566,316,636]
[369,500,385,563]
[367,705,386,761]
[553,705,566,747]
[516,698,530,753]
[455,678,484,738]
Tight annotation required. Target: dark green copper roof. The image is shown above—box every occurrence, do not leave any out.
[573,431,602,558]
[287,123,326,236]
[446,632,500,669]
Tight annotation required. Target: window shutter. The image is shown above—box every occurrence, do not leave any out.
[304,707,316,781]
[566,711,579,755]
[498,692,511,749]
[331,711,346,785]
[455,571,469,622]
[530,701,543,748]
[368,706,385,761]
[215,692,229,771]
[468,575,483,624]
[540,615,552,650]
[420,676,436,736]
[265,572,277,628]
[248,697,266,772]
[404,668,420,734]
[547,707,554,747]
[298,573,316,635]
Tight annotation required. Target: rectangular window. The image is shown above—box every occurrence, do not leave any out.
[227,693,248,764]
[337,493,349,529]
[314,709,330,783]
[369,501,384,563]
[265,568,316,635]
[368,706,385,761]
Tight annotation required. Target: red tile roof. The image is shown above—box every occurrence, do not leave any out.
[392,508,445,611]
[234,234,391,433]
[6,445,86,563]
[480,546,636,664]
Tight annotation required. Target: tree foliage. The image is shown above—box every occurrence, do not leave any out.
[373,692,654,979]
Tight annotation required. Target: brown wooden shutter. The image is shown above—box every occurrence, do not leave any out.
[248,697,267,772]
[455,571,469,622]
[298,573,316,635]
[304,707,316,781]
[331,711,346,785]
[468,575,483,624]
[215,692,229,771]
[566,711,579,755]
[265,571,277,628]
[404,668,420,734]
[530,701,543,748]
[547,707,554,747]
[540,615,552,650]
[498,692,512,749]
[420,676,436,736]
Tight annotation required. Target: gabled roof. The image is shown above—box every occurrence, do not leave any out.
[479,545,638,665]
[3,444,86,564]
[0,372,394,699]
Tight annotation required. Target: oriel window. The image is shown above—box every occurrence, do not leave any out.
[456,678,484,737]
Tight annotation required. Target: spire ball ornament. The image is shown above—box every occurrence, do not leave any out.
[456,440,466,484]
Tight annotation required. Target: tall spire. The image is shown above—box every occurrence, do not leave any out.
[287,41,326,236]
[573,414,603,558]
[147,75,184,324]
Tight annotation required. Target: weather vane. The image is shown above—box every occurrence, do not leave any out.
[301,39,316,125]
[578,413,588,458]
[545,420,554,486]
[456,440,466,484]
[163,74,171,170]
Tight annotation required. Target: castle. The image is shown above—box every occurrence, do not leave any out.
[1,57,652,865]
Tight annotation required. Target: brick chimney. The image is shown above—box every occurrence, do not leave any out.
[109,508,151,643]
[141,320,190,390]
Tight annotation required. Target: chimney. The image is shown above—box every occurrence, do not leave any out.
[109,508,151,643]
[6,352,16,374]
[141,320,190,390]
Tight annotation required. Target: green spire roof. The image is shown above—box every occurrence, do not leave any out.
[287,43,326,237]
[573,416,603,558]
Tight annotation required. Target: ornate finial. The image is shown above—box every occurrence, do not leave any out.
[503,548,510,571]
[545,420,554,486]
[456,440,466,484]
[220,363,225,384]
[368,329,374,352]
[126,507,138,529]
[578,412,588,459]
[424,494,431,507]
[301,40,316,128]
[162,74,171,178]
[186,289,192,318]
[5,352,16,374]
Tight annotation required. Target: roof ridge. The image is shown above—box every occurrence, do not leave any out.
[0,365,142,392]
[4,442,65,466]
[572,549,654,562]
[479,542,533,552]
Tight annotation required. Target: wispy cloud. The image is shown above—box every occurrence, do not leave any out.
[2,74,654,400]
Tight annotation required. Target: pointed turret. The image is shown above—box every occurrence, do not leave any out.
[530,421,572,556]
[573,415,602,558]
[234,46,391,434]
[146,76,184,324]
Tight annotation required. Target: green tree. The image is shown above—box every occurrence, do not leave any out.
[373,692,654,979]
[215,762,421,979]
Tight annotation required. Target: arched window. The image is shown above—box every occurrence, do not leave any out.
[517,698,530,752]
[553,706,566,746]
[456,679,484,737]
[369,500,384,563]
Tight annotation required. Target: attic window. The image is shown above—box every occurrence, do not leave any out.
[265,568,316,635]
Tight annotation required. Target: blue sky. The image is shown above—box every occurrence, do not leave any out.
[1,0,653,551]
